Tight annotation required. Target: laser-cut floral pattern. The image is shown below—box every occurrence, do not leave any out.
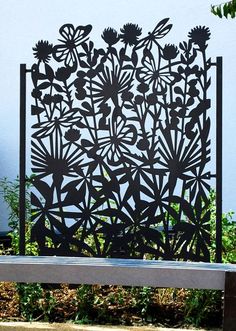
[30,19,215,261]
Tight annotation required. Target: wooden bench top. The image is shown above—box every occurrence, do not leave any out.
[0,256,235,290]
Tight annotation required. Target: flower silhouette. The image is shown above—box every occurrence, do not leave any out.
[90,65,132,104]
[183,166,211,203]
[120,23,142,46]
[43,94,53,105]
[55,66,72,81]
[64,128,81,142]
[31,140,82,181]
[162,44,179,60]
[102,28,119,46]
[188,26,211,50]
[33,40,53,63]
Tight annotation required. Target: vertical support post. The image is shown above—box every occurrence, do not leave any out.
[223,271,236,330]
[216,56,223,263]
[19,64,26,255]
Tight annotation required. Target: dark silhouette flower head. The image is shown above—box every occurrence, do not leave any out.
[31,88,42,99]
[75,87,87,100]
[121,91,134,102]
[64,128,81,142]
[137,83,149,94]
[90,65,131,104]
[162,44,179,60]
[55,66,72,81]
[43,94,53,105]
[33,40,53,63]
[120,23,142,46]
[99,103,111,115]
[147,93,158,105]
[52,94,63,104]
[74,77,86,89]
[102,27,119,46]
[188,26,211,49]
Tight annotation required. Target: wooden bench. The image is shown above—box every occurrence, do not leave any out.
[0,256,235,330]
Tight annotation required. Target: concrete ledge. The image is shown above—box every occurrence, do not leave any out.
[0,256,235,289]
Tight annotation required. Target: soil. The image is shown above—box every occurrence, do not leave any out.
[0,282,222,329]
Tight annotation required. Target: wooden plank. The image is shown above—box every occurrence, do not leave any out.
[0,256,234,289]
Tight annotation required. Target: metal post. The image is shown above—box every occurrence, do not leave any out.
[19,64,27,255]
[216,56,223,263]
[223,271,236,330]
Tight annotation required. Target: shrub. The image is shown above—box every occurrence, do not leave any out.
[0,176,38,255]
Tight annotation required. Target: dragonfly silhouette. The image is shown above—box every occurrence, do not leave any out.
[135,18,173,50]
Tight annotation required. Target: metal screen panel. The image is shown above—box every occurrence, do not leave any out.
[20,18,222,261]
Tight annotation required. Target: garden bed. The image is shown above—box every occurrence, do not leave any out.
[0,282,222,329]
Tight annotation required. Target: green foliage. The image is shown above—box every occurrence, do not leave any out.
[184,289,222,327]
[211,1,236,18]
[16,283,57,322]
[75,285,95,323]
[184,190,235,327]
[0,176,38,255]
[208,190,236,263]
[130,287,154,318]
[42,289,57,321]
[221,211,236,262]
[16,283,43,321]
[0,177,22,230]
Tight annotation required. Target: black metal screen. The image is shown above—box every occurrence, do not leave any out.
[20,18,223,261]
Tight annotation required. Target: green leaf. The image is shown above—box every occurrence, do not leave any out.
[223,3,229,17]
[217,6,223,18]
[212,1,236,19]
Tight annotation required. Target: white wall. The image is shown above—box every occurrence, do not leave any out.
[0,0,235,231]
